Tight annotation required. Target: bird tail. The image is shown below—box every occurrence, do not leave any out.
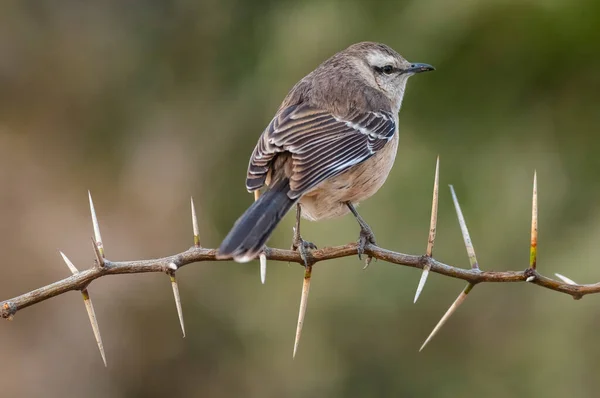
[218,178,296,262]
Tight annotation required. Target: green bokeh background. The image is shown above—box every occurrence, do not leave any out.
[1,1,600,397]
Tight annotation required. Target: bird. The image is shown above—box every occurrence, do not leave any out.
[218,42,434,263]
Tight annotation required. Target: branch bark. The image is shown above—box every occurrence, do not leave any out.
[1,242,596,320]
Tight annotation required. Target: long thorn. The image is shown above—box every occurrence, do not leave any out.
[254,192,268,284]
[420,283,474,352]
[293,265,312,358]
[81,289,107,367]
[60,252,107,365]
[88,191,104,257]
[530,171,538,270]
[414,265,431,304]
[59,251,79,275]
[426,156,440,257]
[449,185,479,270]
[260,252,267,284]
[169,271,186,338]
[415,156,440,304]
[294,204,302,240]
[91,237,104,267]
[191,197,200,247]
[555,273,577,285]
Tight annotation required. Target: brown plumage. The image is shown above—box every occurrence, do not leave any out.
[218,42,434,262]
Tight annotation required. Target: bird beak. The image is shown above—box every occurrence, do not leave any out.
[405,63,435,74]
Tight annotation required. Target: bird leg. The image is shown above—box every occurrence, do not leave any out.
[346,202,376,267]
[291,203,317,267]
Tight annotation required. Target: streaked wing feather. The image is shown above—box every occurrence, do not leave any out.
[291,145,372,195]
[246,104,396,196]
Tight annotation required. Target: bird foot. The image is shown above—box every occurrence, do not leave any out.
[292,229,317,267]
[358,226,376,269]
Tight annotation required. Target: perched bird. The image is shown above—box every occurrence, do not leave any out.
[218,42,434,262]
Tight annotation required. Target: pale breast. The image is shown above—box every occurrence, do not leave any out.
[299,130,399,221]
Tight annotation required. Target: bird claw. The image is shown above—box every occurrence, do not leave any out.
[357,227,376,267]
[292,236,317,267]
[291,205,316,268]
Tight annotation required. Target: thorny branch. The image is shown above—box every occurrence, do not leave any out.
[2,241,596,317]
[0,161,597,362]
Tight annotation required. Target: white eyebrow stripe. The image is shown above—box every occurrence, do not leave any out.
[366,51,396,67]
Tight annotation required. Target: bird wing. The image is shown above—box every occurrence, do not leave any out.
[246,103,397,199]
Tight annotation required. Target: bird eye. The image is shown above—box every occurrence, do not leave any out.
[382,65,394,75]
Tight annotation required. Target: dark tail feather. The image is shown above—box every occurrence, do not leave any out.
[218,178,296,262]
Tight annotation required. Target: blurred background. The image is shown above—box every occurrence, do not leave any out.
[1,0,599,396]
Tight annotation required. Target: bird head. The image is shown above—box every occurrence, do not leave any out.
[346,42,434,111]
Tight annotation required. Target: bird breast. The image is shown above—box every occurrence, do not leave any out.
[298,129,399,221]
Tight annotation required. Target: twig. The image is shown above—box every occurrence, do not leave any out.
[2,242,597,320]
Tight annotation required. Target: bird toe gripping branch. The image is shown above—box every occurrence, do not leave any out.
[0,159,595,362]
